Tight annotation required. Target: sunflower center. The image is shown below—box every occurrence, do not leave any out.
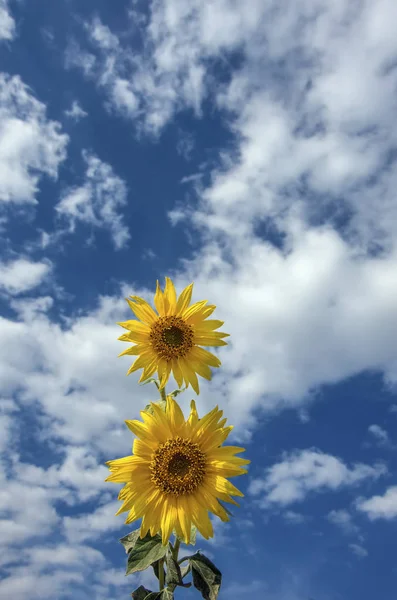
[163,325,184,347]
[150,436,206,496]
[149,316,194,361]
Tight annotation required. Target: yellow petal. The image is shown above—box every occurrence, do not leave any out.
[186,399,199,431]
[118,345,143,357]
[158,359,172,389]
[126,352,153,375]
[126,297,158,325]
[154,280,166,316]
[194,320,225,332]
[171,358,184,388]
[185,304,216,325]
[125,419,150,439]
[176,282,193,316]
[117,320,150,333]
[167,395,186,434]
[138,356,159,382]
[164,277,177,315]
[189,346,221,368]
[179,358,200,395]
[119,329,150,343]
[181,300,208,322]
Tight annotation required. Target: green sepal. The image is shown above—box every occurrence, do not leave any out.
[139,378,159,389]
[143,399,167,414]
[189,525,197,546]
[189,552,222,600]
[168,387,187,398]
[122,531,167,575]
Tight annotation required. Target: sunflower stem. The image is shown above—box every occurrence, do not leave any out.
[158,557,165,591]
[159,385,167,402]
[172,537,181,561]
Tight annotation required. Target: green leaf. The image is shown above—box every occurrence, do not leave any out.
[180,563,191,580]
[120,529,141,554]
[160,589,174,600]
[144,593,162,600]
[190,552,222,600]
[131,585,153,600]
[165,550,191,591]
[126,533,167,575]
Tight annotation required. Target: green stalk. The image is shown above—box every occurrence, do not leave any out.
[159,385,167,402]
[158,557,165,591]
[172,537,181,561]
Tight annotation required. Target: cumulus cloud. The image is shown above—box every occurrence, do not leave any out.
[249,450,386,508]
[0,258,52,295]
[0,74,68,204]
[357,486,397,520]
[0,0,15,41]
[55,151,130,249]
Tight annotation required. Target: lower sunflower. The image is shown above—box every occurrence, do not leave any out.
[106,396,249,545]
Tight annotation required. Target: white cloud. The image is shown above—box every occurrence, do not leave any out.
[61,1,397,426]
[327,509,359,535]
[368,424,389,444]
[249,450,386,507]
[283,510,306,525]
[64,100,88,121]
[0,74,68,204]
[349,543,368,558]
[0,0,15,41]
[0,258,52,295]
[357,486,397,520]
[63,501,122,544]
[55,151,130,249]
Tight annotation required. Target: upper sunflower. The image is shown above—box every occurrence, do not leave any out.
[106,396,249,545]
[117,277,229,394]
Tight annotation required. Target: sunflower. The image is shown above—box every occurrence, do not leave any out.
[117,277,229,394]
[106,396,249,545]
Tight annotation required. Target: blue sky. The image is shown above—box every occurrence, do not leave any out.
[1,0,397,599]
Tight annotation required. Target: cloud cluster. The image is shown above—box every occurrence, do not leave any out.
[0,258,52,295]
[357,486,397,520]
[249,449,386,507]
[0,74,68,205]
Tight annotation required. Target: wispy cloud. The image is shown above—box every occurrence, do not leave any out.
[0,0,15,41]
[64,100,88,122]
[55,151,130,249]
